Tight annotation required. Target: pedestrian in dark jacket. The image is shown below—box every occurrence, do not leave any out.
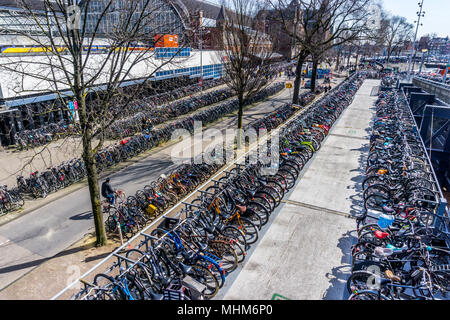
[101,178,115,205]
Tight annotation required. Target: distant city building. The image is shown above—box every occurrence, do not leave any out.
[256,2,304,60]
[418,36,450,56]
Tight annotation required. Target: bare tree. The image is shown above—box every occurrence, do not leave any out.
[380,13,414,67]
[269,0,372,101]
[2,0,191,246]
[218,0,275,149]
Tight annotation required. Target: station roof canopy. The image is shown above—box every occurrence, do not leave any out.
[0,0,48,12]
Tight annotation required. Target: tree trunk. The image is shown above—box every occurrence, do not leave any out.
[386,47,392,67]
[237,92,244,150]
[293,52,306,105]
[355,51,360,70]
[78,95,107,246]
[310,59,319,93]
[83,139,106,246]
[335,48,342,71]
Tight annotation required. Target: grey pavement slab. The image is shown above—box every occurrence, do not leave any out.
[221,79,380,300]
[222,204,356,300]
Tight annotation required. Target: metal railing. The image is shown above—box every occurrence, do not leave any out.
[413,77,450,105]
[399,87,449,235]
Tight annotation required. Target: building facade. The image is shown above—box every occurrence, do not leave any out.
[82,0,187,43]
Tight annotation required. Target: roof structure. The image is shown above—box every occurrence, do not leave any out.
[0,0,48,12]
[181,0,223,20]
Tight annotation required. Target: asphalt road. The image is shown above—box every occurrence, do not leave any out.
[0,85,296,290]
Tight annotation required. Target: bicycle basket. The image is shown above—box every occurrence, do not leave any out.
[146,204,157,215]
[163,282,192,300]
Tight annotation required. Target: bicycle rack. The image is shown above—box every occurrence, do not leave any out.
[182,202,201,209]
[140,232,160,252]
[198,190,216,196]
[211,179,227,186]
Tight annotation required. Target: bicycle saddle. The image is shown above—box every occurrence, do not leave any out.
[179,262,193,275]
[375,230,390,239]
[382,206,395,214]
[384,270,401,282]
[205,224,215,234]
[179,250,195,261]
[197,242,208,252]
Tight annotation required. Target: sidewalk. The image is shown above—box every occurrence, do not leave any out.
[218,79,380,300]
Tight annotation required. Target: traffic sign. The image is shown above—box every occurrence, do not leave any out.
[286,82,293,89]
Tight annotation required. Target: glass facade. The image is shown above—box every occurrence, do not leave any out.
[155,47,191,58]
[155,64,223,80]
[0,8,61,36]
[83,0,185,41]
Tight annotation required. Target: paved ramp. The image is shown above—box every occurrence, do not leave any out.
[220,79,381,300]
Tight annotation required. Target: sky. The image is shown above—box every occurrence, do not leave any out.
[380,0,448,38]
[206,0,449,38]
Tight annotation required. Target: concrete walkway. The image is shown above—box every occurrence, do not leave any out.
[220,79,380,300]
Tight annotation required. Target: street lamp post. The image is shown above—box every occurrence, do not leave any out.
[407,0,425,82]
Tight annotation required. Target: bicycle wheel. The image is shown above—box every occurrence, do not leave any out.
[92,273,127,300]
[259,185,282,208]
[364,192,389,212]
[243,208,263,230]
[247,201,270,226]
[221,225,247,253]
[264,179,285,199]
[250,195,272,214]
[208,240,239,274]
[105,215,117,233]
[189,264,219,299]
[278,169,296,190]
[254,191,276,212]
[239,217,259,246]
[347,270,382,295]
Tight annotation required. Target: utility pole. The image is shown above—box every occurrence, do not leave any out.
[418,49,427,75]
[407,0,425,81]
[199,10,204,91]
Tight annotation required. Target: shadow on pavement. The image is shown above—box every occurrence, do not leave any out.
[322,229,357,300]
[69,211,93,221]
[0,242,95,275]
